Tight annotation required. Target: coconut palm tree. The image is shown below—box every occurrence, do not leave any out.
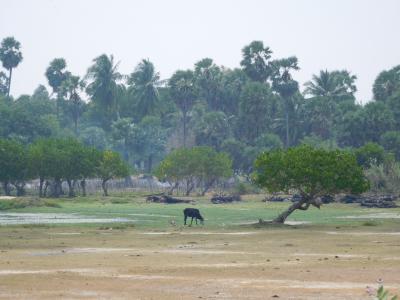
[304,70,357,98]
[127,59,161,118]
[86,54,122,120]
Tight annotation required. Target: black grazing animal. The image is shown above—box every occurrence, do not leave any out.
[183,208,204,226]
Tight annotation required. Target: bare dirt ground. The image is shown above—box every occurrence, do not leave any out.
[0,226,399,299]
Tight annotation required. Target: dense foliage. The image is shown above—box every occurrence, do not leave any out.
[253,145,370,223]
[1,36,400,197]
[1,138,127,197]
[155,146,232,195]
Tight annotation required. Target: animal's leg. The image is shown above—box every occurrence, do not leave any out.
[190,217,194,226]
[184,215,187,225]
[195,218,198,225]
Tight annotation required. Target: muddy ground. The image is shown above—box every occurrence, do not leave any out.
[0,225,399,299]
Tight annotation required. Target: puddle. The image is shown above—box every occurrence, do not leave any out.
[129,213,175,218]
[338,213,400,219]
[0,213,132,225]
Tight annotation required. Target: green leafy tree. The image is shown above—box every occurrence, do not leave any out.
[128,59,161,118]
[240,41,273,82]
[79,126,108,150]
[0,139,30,196]
[193,110,231,150]
[194,58,222,110]
[237,82,277,144]
[255,133,283,151]
[381,131,400,161]
[0,71,8,95]
[169,70,197,147]
[29,139,55,197]
[111,117,136,163]
[220,138,246,174]
[219,68,248,116]
[338,102,394,147]
[373,65,400,102]
[0,37,23,97]
[156,147,232,196]
[253,145,369,223]
[354,142,385,168]
[96,150,129,196]
[195,147,233,195]
[134,116,167,173]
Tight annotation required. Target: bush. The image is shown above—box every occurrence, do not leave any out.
[234,182,260,195]
[0,198,61,210]
[365,157,400,194]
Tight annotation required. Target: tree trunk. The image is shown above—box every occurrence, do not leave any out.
[66,179,75,197]
[39,177,44,198]
[14,181,25,196]
[43,180,50,197]
[285,100,290,148]
[201,179,215,196]
[272,201,303,224]
[2,181,11,196]
[147,154,153,173]
[80,179,86,196]
[168,182,178,195]
[6,68,12,97]
[102,179,109,196]
[74,117,78,136]
[185,178,195,196]
[52,178,62,198]
[183,111,187,148]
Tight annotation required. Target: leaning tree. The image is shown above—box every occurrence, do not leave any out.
[253,145,369,224]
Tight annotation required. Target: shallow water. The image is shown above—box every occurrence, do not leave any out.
[0,212,132,225]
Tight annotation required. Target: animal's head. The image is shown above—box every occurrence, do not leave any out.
[198,214,204,224]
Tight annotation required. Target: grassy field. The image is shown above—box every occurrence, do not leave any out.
[0,193,399,299]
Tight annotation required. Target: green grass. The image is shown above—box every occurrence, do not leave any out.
[1,193,400,230]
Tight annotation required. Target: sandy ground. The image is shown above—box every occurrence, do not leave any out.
[0,226,399,299]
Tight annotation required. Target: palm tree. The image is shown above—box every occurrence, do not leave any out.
[271,57,300,148]
[304,70,357,98]
[45,58,70,119]
[169,70,198,147]
[60,74,85,135]
[86,54,122,120]
[240,41,273,83]
[127,59,161,118]
[0,37,23,97]
[304,70,357,148]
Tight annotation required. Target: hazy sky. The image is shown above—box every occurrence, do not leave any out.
[1,0,399,103]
